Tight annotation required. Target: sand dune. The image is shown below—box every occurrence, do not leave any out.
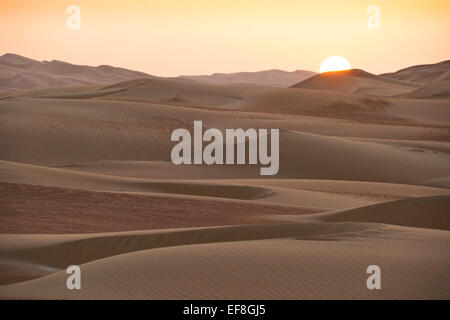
[425,176,450,189]
[291,69,418,96]
[403,71,450,99]
[317,195,450,231]
[93,76,449,127]
[4,73,448,127]
[2,160,450,216]
[178,69,316,87]
[0,194,449,298]
[2,80,449,161]
[96,77,264,108]
[380,60,450,84]
[1,227,448,299]
[0,53,151,93]
[1,115,448,184]
[0,181,317,235]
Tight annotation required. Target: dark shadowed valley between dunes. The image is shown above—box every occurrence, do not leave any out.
[0,54,449,299]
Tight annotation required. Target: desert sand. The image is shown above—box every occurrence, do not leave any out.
[0,57,449,299]
[0,53,151,93]
[178,69,316,87]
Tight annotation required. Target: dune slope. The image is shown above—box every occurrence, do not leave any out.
[0,194,449,299]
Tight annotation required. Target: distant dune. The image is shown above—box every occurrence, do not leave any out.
[381,60,450,84]
[403,70,450,99]
[0,53,151,93]
[2,54,449,99]
[178,69,316,87]
[291,69,419,96]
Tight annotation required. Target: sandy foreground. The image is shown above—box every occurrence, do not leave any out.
[0,74,449,299]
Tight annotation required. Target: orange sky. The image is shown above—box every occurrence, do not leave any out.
[0,0,449,76]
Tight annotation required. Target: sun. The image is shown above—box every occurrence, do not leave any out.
[320,56,351,73]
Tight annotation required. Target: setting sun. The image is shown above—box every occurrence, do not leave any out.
[320,56,351,73]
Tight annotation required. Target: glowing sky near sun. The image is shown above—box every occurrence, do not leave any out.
[320,56,351,73]
[0,0,449,76]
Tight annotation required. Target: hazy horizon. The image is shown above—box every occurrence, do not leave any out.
[1,0,449,77]
[1,51,449,78]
